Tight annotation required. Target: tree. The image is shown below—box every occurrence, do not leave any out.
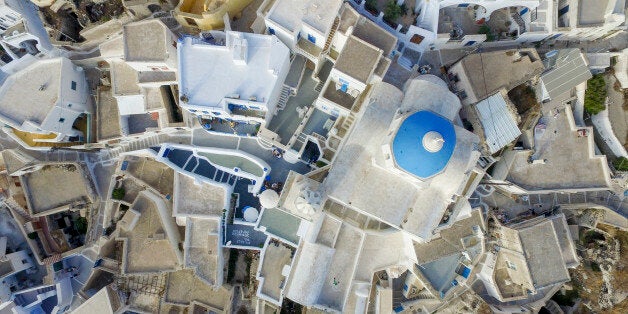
[74,217,88,234]
[384,1,402,23]
[112,187,125,200]
[584,74,607,115]
[365,0,378,13]
[478,24,495,41]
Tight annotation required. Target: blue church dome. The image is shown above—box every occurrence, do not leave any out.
[392,111,456,179]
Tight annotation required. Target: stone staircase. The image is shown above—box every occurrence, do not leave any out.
[323,17,340,53]
[511,12,526,33]
[397,55,414,70]
[3,198,32,221]
[276,85,292,111]
[341,113,356,131]
[256,136,275,150]
[315,79,325,93]
[101,133,163,163]
[42,253,63,265]
[295,132,308,147]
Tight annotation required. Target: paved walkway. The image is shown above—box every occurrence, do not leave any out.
[473,188,628,220]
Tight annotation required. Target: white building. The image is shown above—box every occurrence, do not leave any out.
[316,35,383,116]
[0,237,35,281]
[476,214,578,312]
[177,31,290,124]
[0,0,52,59]
[319,76,483,242]
[110,19,178,115]
[95,19,184,143]
[1,278,73,314]
[347,0,625,63]
[257,0,342,70]
[0,1,21,34]
[0,56,92,147]
[123,19,178,73]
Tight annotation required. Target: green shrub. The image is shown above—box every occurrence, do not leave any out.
[75,217,88,234]
[478,25,495,41]
[27,232,38,240]
[584,74,607,115]
[613,157,628,171]
[315,160,327,167]
[551,288,579,306]
[365,0,378,13]
[384,1,402,23]
[112,187,125,200]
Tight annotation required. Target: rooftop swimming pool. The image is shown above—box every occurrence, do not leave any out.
[258,208,301,244]
[198,152,265,177]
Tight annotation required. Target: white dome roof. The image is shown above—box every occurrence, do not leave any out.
[259,189,279,208]
[422,131,445,153]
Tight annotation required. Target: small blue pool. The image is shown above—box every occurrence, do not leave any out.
[392,111,456,179]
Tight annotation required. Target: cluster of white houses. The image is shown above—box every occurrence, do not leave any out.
[0,0,624,314]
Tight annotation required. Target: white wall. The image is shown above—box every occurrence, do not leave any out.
[126,61,174,73]
[59,59,90,113]
[329,68,367,93]
[265,53,290,120]
[116,94,146,115]
[264,19,297,49]
[1,249,33,279]
[300,23,326,49]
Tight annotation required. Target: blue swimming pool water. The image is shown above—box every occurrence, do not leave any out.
[392,111,456,179]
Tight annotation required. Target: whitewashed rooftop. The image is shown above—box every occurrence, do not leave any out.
[0,57,89,136]
[321,77,480,241]
[268,0,342,34]
[178,31,289,111]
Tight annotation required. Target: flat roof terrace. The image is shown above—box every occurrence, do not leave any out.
[111,60,140,96]
[123,20,169,62]
[578,0,609,25]
[259,242,294,301]
[268,0,341,34]
[123,157,174,196]
[0,59,61,126]
[165,269,231,311]
[119,193,179,273]
[334,36,381,84]
[96,87,122,141]
[185,218,220,286]
[322,83,356,111]
[267,68,319,145]
[317,224,363,311]
[351,15,397,56]
[175,172,225,217]
[506,107,610,191]
[22,164,92,215]
[178,34,288,110]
